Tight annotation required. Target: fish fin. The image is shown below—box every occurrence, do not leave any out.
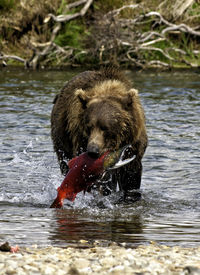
[68,156,78,169]
[71,194,77,201]
[67,192,77,202]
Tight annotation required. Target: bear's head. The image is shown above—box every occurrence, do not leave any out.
[75,80,140,158]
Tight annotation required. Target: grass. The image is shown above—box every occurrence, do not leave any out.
[54,20,88,49]
[0,0,15,11]
[0,0,199,68]
[57,0,67,15]
[94,0,125,12]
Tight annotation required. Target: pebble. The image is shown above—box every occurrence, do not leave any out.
[73,258,90,269]
[0,243,200,275]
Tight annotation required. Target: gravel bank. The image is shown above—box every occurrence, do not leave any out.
[0,242,200,275]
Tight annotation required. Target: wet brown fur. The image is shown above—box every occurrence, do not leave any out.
[51,68,148,197]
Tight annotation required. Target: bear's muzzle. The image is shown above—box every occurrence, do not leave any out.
[87,143,100,158]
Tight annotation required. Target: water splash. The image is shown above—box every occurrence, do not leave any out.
[108,145,136,170]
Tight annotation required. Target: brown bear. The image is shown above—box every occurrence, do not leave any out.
[51,68,148,201]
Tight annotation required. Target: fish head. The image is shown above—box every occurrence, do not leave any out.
[104,145,136,170]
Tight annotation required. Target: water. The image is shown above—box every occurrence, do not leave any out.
[0,68,199,248]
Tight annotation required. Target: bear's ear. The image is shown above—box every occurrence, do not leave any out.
[123,89,138,109]
[75,89,89,109]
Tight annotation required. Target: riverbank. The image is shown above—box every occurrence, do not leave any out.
[1,242,200,275]
[0,0,200,69]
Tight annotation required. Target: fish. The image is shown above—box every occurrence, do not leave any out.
[50,145,135,208]
[0,242,19,253]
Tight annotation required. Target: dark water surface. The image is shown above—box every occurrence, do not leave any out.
[0,68,199,248]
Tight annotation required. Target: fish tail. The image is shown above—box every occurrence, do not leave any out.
[50,197,63,208]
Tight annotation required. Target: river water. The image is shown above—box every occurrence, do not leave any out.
[0,68,199,248]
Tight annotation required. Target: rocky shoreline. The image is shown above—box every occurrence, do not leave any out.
[0,242,200,275]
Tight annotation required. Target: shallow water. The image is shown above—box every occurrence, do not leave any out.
[0,68,199,248]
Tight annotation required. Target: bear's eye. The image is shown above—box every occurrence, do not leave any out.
[100,125,108,131]
[86,124,94,134]
[104,131,116,142]
[87,128,90,134]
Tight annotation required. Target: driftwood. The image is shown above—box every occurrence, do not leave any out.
[172,0,194,19]
[0,0,93,69]
[29,0,93,69]
[48,0,93,22]
[0,54,27,67]
[1,0,199,69]
[102,5,200,68]
[142,11,200,37]
[159,0,195,20]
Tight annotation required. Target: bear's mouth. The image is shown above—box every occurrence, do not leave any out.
[87,143,100,159]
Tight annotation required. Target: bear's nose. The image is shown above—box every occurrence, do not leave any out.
[87,143,100,159]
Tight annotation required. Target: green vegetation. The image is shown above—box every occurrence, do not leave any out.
[54,20,87,49]
[57,0,67,15]
[94,0,124,12]
[0,0,15,11]
[188,2,200,18]
[0,0,199,69]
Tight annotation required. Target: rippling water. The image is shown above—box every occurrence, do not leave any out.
[0,68,199,248]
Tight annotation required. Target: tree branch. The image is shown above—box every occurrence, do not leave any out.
[162,23,200,36]
[67,0,88,10]
[106,4,139,17]
[0,53,27,67]
[108,8,200,68]
[48,0,93,22]
[29,0,94,69]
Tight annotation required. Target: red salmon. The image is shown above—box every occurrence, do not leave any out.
[50,151,109,208]
[50,145,135,208]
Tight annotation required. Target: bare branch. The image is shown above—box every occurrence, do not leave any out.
[126,50,145,68]
[138,31,164,43]
[162,23,200,36]
[138,46,174,60]
[143,11,174,27]
[168,48,187,55]
[48,12,80,22]
[0,54,25,63]
[99,5,200,69]
[116,39,133,47]
[142,11,200,37]
[30,23,61,69]
[148,60,170,67]
[173,0,194,19]
[2,1,199,69]
[140,38,166,47]
[67,0,87,10]
[80,0,93,16]
[49,0,93,22]
[107,4,139,17]
[29,0,94,69]
[0,53,28,67]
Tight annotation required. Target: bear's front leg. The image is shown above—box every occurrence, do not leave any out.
[60,160,69,176]
[119,161,142,202]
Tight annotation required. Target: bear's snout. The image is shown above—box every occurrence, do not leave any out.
[87,143,100,158]
[87,127,104,158]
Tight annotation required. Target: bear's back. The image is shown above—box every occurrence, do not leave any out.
[60,68,131,95]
